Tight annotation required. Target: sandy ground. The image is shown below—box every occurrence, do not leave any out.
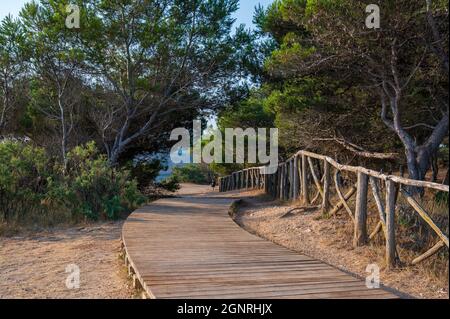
[0,222,134,299]
[234,192,449,300]
[0,184,206,299]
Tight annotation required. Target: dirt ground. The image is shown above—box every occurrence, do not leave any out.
[0,222,135,299]
[234,192,449,300]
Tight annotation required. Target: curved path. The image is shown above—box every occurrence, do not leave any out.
[122,184,398,299]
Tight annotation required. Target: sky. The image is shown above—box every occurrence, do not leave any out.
[0,0,274,28]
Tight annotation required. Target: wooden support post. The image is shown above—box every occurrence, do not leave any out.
[354,172,369,247]
[412,241,446,265]
[280,164,285,200]
[293,156,299,200]
[385,180,397,269]
[244,170,247,189]
[273,171,277,197]
[322,160,331,214]
[301,155,310,205]
[284,163,289,200]
[264,169,269,193]
[284,164,287,200]
[289,157,295,200]
[275,170,278,197]
[251,170,255,189]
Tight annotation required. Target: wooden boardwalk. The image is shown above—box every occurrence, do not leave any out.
[122,185,399,299]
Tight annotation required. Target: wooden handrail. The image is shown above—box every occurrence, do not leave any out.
[218,149,449,269]
[220,150,449,192]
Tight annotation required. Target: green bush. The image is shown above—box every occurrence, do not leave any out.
[59,142,145,220]
[127,158,165,192]
[172,164,212,185]
[0,140,145,225]
[158,176,181,193]
[0,140,51,222]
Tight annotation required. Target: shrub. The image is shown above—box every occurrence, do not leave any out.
[0,140,51,222]
[157,176,181,193]
[0,140,145,226]
[172,164,212,185]
[60,142,145,220]
[127,158,165,192]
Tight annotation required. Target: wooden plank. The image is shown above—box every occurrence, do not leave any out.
[122,184,399,299]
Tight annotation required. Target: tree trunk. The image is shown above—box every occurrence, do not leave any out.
[58,96,68,172]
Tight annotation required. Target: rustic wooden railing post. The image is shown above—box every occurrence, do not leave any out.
[293,156,299,200]
[284,163,287,200]
[273,170,277,197]
[289,159,294,200]
[322,160,331,214]
[301,155,310,205]
[251,170,255,189]
[284,163,289,201]
[286,160,291,200]
[385,179,397,269]
[279,164,285,200]
[244,170,247,189]
[231,173,234,190]
[264,169,269,193]
[354,171,369,247]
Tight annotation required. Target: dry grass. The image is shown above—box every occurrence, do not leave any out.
[0,221,136,299]
[233,191,449,299]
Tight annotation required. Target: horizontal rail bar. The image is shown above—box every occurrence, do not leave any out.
[219,150,449,193]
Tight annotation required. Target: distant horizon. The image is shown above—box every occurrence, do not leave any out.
[0,0,273,30]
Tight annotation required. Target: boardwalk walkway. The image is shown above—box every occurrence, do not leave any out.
[122,184,398,299]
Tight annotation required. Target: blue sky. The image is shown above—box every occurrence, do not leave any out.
[0,0,273,28]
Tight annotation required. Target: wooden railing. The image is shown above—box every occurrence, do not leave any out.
[219,150,449,268]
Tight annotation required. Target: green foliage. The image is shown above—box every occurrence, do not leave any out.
[172,164,212,185]
[61,142,145,220]
[0,140,144,224]
[218,0,449,174]
[0,140,51,221]
[158,176,181,193]
[127,159,165,192]
[218,92,274,130]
